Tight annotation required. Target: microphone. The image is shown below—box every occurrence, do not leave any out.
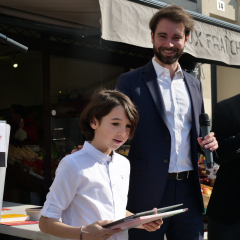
[199,113,214,169]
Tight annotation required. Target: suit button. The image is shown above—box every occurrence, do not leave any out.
[164,159,168,163]
[166,136,170,141]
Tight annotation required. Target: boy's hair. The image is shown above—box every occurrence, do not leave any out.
[149,5,194,37]
[80,89,139,141]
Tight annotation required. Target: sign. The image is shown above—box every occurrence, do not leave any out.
[100,0,240,65]
[0,122,10,223]
[217,0,225,12]
[184,20,240,65]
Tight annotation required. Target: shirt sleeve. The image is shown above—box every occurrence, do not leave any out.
[40,157,79,220]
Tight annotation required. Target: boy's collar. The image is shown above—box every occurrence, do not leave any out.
[82,141,114,164]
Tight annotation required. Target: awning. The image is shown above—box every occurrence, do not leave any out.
[99,0,240,66]
[0,0,101,28]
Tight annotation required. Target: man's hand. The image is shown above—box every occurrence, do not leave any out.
[197,132,218,151]
[138,208,163,232]
[71,145,83,154]
[142,219,163,232]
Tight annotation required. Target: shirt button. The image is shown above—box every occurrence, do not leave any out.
[166,136,170,141]
[164,159,168,164]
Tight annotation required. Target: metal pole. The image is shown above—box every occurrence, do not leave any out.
[42,52,52,203]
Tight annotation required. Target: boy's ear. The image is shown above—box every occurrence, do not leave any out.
[90,117,98,129]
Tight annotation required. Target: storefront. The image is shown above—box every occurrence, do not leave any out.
[0,0,155,206]
[0,0,240,208]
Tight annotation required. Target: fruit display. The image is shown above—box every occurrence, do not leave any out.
[198,154,219,187]
[198,154,210,185]
[8,145,60,178]
[201,185,212,197]
[201,184,213,208]
[9,145,38,165]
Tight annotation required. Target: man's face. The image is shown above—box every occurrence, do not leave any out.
[151,18,189,66]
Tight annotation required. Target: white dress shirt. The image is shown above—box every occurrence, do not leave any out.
[40,141,130,240]
[152,58,193,173]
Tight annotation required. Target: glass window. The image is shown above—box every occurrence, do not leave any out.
[50,55,125,175]
[0,46,43,204]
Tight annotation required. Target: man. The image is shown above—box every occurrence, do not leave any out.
[116,5,218,240]
[207,94,240,240]
[8,104,38,145]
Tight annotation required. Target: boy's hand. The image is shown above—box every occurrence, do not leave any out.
[82,220,121,240]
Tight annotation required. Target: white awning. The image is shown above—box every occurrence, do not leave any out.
[99,0,240,66]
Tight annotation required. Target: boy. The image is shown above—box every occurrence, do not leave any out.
[39,89,162,240]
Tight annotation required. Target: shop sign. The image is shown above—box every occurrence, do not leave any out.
[100,0,240,65]
[185,20,240,65]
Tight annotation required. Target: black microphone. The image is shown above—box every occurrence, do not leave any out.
[199,113,214,169]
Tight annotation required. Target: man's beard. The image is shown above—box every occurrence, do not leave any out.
[153,44,184,65]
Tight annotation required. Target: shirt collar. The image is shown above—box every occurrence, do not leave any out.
[152,57,184,79]
[82,141,114,164]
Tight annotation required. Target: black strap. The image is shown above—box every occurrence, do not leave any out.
[0,152,6,167]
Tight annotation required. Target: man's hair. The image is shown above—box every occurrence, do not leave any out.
[149,5,194,37]
[80,89,139,141]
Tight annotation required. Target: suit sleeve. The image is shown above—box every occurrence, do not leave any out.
[115,73,132,99]
[212,102,240,165]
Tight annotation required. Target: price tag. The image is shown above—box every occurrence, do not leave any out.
[217,0,225,12]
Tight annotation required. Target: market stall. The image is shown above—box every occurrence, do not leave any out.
[0,201,63,240]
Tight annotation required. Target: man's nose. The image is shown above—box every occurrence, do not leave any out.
[165,39,174,48]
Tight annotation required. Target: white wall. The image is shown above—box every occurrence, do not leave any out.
[202,0,237,22]
[217,66,240,102]
[200,64,212,119]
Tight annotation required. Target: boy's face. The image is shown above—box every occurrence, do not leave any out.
[90,105,131,155]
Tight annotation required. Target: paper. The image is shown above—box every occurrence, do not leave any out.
[103,204,187,230]
[0,220,38,226]
[0,214,29,223]
[106,209,188,230]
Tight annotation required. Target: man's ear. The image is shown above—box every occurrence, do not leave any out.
[184,35,189,47]
[151,31,154,44]
[90,117,98,130]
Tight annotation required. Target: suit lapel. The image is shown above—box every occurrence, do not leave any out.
[183,71,199,133]
[142,61,168,128]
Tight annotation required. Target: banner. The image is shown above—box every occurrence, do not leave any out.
[99,0,240,66]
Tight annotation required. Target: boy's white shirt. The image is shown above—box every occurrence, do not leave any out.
[40,141,130,240]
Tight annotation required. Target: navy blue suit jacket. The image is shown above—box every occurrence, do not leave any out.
[116,60,205,213]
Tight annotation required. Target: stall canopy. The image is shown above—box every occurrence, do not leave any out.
[0,0,101,28]
[1,0,240,66]
[99,0,240,66]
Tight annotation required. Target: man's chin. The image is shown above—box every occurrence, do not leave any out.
[158,57,178,65]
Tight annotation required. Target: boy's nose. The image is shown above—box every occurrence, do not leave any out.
[118,128,126,136]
